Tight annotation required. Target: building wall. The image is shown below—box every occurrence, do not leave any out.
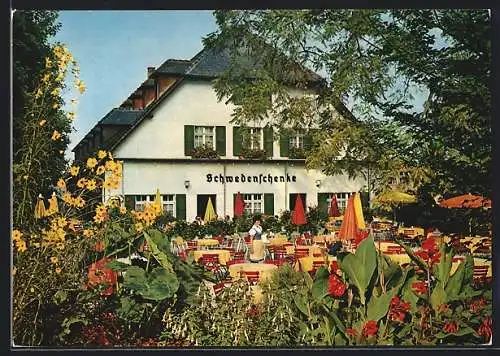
[105,160,366,222]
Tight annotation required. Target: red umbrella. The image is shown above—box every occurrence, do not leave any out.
[234,191,246,217]
[291,194,307,226]
[328,195,341,217]
[439,194,491,209]
[338,194,359,241]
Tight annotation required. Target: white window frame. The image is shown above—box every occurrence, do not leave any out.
[135,194,176,217]
[289,131,305,149]
[162,194,176,217]
[243,193,263,215]
[326,192,352,214]
[194,126,215,149]
[246,128,263,150]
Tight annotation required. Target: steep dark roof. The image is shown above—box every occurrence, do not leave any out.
[99,108,144,126]
[156,59,192,75]
[72,108,144,152]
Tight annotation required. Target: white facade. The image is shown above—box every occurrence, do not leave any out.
[107,79,367,221]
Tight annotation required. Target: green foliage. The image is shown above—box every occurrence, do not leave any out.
[205,9,491,199]
[190,144,220,159]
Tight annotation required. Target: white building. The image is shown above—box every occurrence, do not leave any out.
[72,45,367,222]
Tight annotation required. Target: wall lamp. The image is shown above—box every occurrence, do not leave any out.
[315,180,321,188]
[184,180,190,189]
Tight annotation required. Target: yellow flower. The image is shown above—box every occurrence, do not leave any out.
[67,112,76,120]
[95,205,106,216]
[86,157,98,169]
[57,178,66,190]
[96,166,105,175]
[50,256,58,264]
[12,229,23,241]
[16,240,27,253]
[83,229,94,238]
[32,242,40,248]
[62,192,72,203]
[56,242,65,250]
[76,80,86,94]
[70,166,80,176]
[52,130,62,141]
[55,267,62,274]
[35,88,43,99]
[119,206,127,215]
[94,214,105,224]
[135,223,144,233]
[39,120,47,126]
[74,197,85,208]
[76,178,87,188]
[57,217,68,228]
[105,160,116,171]
[103,179,113,190]
[86,179,97,191]
[97,150,107,159]
[53,103,60,109]
[50,87,61,96]
[45,57,52,68]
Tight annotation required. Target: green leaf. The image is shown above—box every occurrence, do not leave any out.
[445,261,465,301]
[334,332,347,346]
[311,276,329,300]
[138,267,180,301]
[430,283,447,310]
[339,236,377,305]
[106,259,130,272]
[116,296,147,323]
[401,274,419,312]
[122,266,147,290]
[53,290,67,305]
[293,294,310,317]
[436,326,476,338]
[144,230,174,273]
[366,286,400,322]
[433,244,452,285]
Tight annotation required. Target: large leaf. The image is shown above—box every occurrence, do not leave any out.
[445,261,465,301]
[396,238,428,273]
[106,259,131,272]
[339,236,377,305]
[116,296,148,323]
[462,253,474,284]
[138,267,179,301]
[122,266,147,290]
[433,244,452,285]
[312,275,329,300]
[366,285,400,322]
[293,294,310,317]
[430,282,447,310]
[144,230,174,273]
[436,326,476,339]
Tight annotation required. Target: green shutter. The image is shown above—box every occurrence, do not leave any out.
[233,126,242,156]
[263,126,273,157]
[317,193,329,219]
[124,195,135,210]
[176,194,186,220]
[184,125,194,156]
[304,132,313,151]
[216,126,226,156]
[280,131,289,157]
[264,193,274,215]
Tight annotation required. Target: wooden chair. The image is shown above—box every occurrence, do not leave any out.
[310,260,327,276]
[226,259,245,266]
[213,282,225,296]
[294,248,309,260]
[472,265,489,281]
[385,245,404,255]
[241,270,260,285]
[201,253,220,271]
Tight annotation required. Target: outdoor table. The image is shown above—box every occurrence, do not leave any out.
[196,239,219,248]
[192,249,231,265]
[268,236,289,246]
[289,245,324,256]
[228,263,278,282]
[375,241,403,252]
[397,227,424,239]
[295,255,337,272]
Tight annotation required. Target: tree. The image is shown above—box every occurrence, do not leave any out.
[13,10,77,227]
[204,9,491,199]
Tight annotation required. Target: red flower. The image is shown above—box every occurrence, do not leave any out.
[443,321,458,334]
[422,237,436,251]
[388,296,410,322]
[95,240,105,252]
[87,257,118,296]
[362,320,378,337]
[346,328,358,337]
[328,274,346,297]
[412,281,428,295]
[478,316,492,340]
[330,261,340,274]
[415,250,429,261]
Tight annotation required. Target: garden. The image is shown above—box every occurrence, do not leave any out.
[12,9,492,348]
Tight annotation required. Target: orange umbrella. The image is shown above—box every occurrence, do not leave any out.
[337,194,359,241]
[234,191,245,217]
[439,194,491,209]
[291,194,307,226]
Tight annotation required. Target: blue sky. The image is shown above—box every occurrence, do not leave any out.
[53,10,218,158]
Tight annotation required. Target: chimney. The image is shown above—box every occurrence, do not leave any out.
[147,66,155,77]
